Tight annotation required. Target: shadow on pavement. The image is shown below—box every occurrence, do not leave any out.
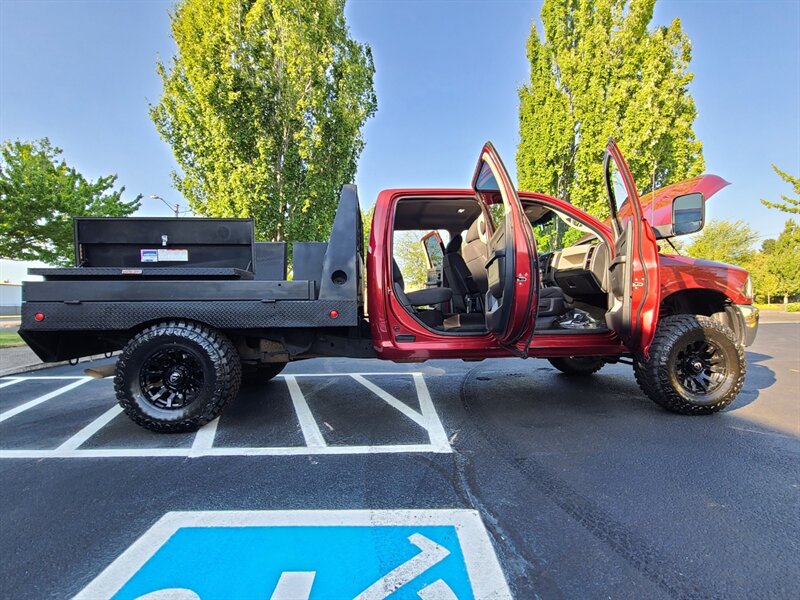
[726,351,776,411]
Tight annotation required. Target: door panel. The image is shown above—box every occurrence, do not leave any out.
[471,142,537,350]
[604,140,660,356]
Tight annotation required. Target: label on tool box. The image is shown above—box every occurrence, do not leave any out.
[157,248,189,262]
[140,249,158,263]
[140,249,189,263]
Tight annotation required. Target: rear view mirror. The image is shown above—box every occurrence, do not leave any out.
[672,192,704,236]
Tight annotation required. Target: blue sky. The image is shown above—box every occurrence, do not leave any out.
[1,0,798,282]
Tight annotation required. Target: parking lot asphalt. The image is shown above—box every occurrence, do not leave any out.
[1,322,798,599]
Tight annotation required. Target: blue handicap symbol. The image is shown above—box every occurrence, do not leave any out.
[76,511,511,599]
[113,525,473,599]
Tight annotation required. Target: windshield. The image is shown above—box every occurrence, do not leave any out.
[530,208,596,253]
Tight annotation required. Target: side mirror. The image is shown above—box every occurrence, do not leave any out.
[672,192,704,236]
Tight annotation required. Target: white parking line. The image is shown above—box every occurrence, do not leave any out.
[413,373,451,452]
[190,417,220,455]
[0,372,452,459]
[0,444,446,459]
[0,376,89,380]
[350,374,427,428]
[0,378,24,390]
[56,405,123,451]
[285,375,328,448]
[0,377,92,424]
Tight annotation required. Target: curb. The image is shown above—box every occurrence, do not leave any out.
[0,353,116,378]
[0,360,70,377]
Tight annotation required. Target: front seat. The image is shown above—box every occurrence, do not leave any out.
[462,219,489,297]
[442,234,483,313]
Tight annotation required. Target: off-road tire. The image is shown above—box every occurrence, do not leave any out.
[242,362,287,385]
[634,315,745,415]
[548,356,605,375]
[114,320,241,433]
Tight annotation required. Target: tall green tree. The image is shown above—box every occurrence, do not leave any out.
[517,0,704,218]
[685,219,758,266]
[0,139,140,266]
[760,165,800,214]
[766,220,800,305]
[747,251,780,304]
[151,0,377,243]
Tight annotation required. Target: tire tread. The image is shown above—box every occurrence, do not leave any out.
[113,320,241,433]
[634,315,745,415]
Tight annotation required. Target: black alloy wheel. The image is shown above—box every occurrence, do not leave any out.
[672,338,727,395]
[139,347,205,409]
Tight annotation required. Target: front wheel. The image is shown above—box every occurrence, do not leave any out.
[548,356,605,375]
[634,315,745,415]
[114,321,241,432]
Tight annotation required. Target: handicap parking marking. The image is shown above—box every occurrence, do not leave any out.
[0,372,452,459]
[75,509,512,600]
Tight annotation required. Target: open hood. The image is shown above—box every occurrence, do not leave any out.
[615,174,730,233]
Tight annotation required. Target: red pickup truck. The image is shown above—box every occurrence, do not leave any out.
[19,140,758,432]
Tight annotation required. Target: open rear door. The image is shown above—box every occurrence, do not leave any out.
[604,139,660,356]
[471,142,537,352]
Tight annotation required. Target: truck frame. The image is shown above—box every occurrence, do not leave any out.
[19,141,759,432]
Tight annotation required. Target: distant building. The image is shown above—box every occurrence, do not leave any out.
[0,283,22,315]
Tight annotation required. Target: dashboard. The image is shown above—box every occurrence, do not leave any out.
[539,242,610,299]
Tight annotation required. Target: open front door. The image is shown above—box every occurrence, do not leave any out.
[471,142,537,352]
[604,139,660,356]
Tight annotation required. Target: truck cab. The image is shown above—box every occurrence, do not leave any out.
[367,140,756,414]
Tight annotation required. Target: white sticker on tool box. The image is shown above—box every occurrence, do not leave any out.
[140,249,159,263]
[157,249,189,262]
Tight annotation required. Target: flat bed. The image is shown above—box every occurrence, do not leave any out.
[19,186,368,363]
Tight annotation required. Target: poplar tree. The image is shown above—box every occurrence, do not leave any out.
[517,0,704,219]
[151,0,377,242]
[767,220,800,305]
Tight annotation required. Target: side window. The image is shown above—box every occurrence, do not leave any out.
[487,201,505,230]
[393,230,432,292]
[423,235,444,270]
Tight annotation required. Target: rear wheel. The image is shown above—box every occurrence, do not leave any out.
[547,356,605,375]
[114,321,241,432]
[634,315,745,415]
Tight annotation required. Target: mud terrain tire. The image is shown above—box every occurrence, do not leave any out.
[634,315,745,415]
[114,321,241,432]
